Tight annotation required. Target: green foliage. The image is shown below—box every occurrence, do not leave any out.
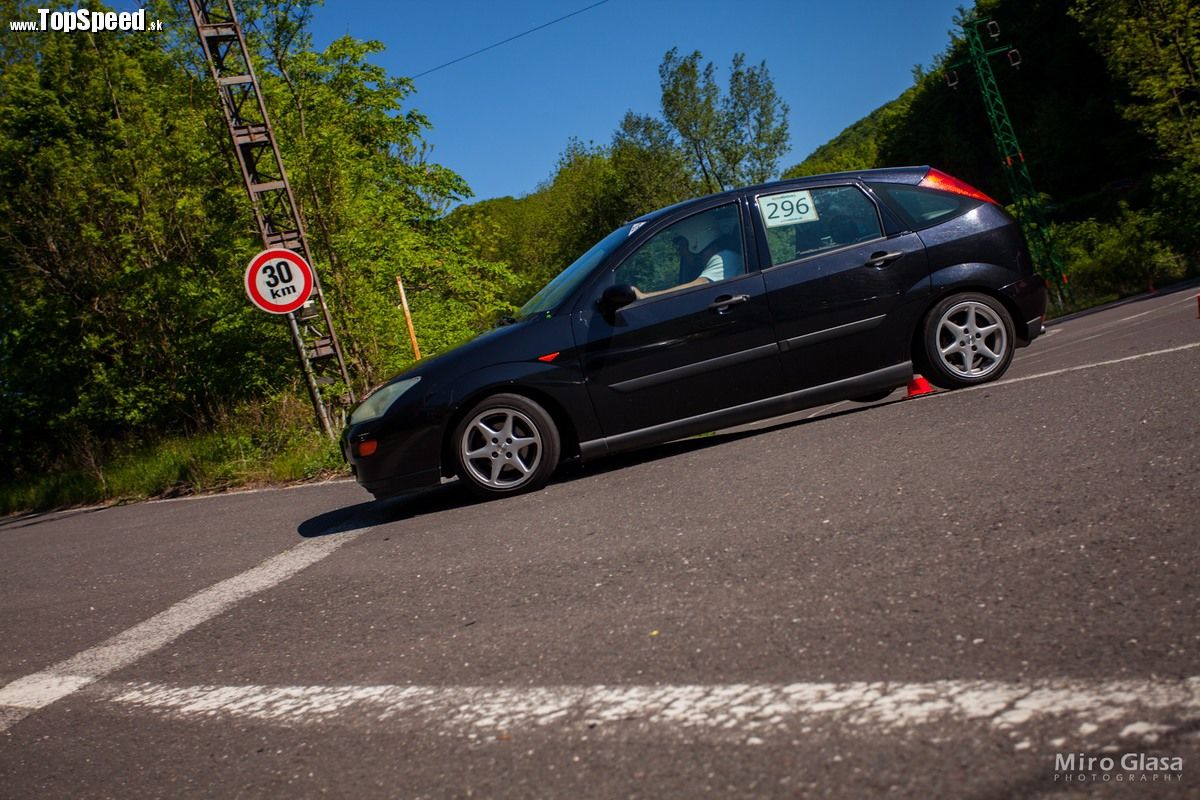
[1053,204,1186,299]
[0,390,344,515]
[611,112,699,218]
[452,47,787,301]
[659,48,790,192]
[0,0,514,503]
[0,0,286,476]
[452,133,698,300]
[1070,0,1199,172]
[1067,0,1200,267]
[779,0,1197,293]
[782,0,1157,207]
[245,19,517,387]
[781,96,912,179]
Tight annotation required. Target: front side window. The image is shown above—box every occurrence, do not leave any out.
[757,185,882,267]
[614,203,744,297]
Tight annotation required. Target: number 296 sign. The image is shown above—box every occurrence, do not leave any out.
[245,248,314,315]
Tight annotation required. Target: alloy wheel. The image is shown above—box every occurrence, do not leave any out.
[935,300,1009,380]
[459,406,543,490]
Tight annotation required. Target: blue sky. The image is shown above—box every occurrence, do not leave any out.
[133,1,964,203]
[300,1,966,203]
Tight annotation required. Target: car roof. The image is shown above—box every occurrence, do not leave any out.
[628,165,930,226]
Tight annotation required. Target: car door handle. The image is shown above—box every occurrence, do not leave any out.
[709,293,750,313]
[865,250,904,267]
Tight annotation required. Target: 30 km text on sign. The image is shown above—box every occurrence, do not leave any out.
[245,249,314,315]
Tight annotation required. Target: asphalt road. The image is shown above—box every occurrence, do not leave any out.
[2,285,1199,799]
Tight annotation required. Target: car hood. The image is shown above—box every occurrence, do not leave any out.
[370,315,543,393]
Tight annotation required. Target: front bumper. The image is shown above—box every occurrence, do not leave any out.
[342,413,445,500]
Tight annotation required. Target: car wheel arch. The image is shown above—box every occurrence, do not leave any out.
[439,384,580,479]
[910,284,1026,372]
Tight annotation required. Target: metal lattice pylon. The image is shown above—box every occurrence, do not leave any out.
[187,0,354,436]
[952,17,1070,306]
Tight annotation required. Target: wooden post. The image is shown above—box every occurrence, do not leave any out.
[395,275,421,360]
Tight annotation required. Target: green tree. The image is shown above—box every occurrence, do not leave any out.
[0,0,513,483]
[658,48,790,192]
[610,111,698,216]
[1070,0,1199,260]
[1070,0,1198,171]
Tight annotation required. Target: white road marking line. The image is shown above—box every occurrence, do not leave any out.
[1117,292,1199,323]
[0,533,357,732]
[0,477,359,523]
[145,477,357,506]
[928,341,1200,400]
[1022,293,1194,361]
[806,400,850,419]
[103,677,1200,741]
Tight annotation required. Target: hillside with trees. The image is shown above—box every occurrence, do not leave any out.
[450,47,791,301]
[453,0,1195,317]
[1,0,1195,512]
[0,0,511,509]
[781,0,1196,302]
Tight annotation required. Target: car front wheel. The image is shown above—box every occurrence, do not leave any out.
[921,292,1015,389]
[453,393,561,498]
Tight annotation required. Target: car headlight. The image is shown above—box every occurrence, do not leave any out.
[349,376,421,425]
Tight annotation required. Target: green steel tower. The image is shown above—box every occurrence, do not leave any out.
[949,17,1069,305]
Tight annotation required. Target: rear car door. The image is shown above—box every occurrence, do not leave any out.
[574,200,783,437]
[753,183,930,389]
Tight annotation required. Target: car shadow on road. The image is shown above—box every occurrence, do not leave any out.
[0,504,110,533]
[555,396,909,484]
[297,481,485,538]
[299,397,909,537]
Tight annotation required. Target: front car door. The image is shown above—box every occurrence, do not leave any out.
[753,183,931,389]
[574,200,783,447]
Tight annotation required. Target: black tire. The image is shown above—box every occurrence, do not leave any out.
[920,292,1015,390]
[452,393,561,498]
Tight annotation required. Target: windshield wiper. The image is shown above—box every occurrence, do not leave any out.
[495,314,518,327]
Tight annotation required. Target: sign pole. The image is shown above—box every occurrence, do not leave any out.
[287,312,335,437]
[189,0,355,439]
[244,248,334,438]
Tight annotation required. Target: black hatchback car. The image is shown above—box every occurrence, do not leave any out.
[344,166,1047,499]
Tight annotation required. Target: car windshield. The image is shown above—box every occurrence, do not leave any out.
[517,223,632,318]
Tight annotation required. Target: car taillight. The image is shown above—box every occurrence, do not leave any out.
[919,168,997,205]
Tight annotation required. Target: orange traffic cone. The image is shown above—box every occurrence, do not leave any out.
[906,374,935,398]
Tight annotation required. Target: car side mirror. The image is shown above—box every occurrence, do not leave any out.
[598,284,637,316]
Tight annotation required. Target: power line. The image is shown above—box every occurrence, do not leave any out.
[410,0,611,80]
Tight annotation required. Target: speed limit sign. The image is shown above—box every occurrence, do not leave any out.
[244,248,314,315]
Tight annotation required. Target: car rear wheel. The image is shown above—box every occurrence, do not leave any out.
[453,393,560,498]
[921,292,1015,389]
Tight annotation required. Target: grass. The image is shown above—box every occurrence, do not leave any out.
[0,400,348,516]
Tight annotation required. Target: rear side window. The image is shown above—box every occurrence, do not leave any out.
[868,183,972,230]
[756,185,883,267]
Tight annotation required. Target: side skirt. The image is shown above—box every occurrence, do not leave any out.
[579,361,912,460]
